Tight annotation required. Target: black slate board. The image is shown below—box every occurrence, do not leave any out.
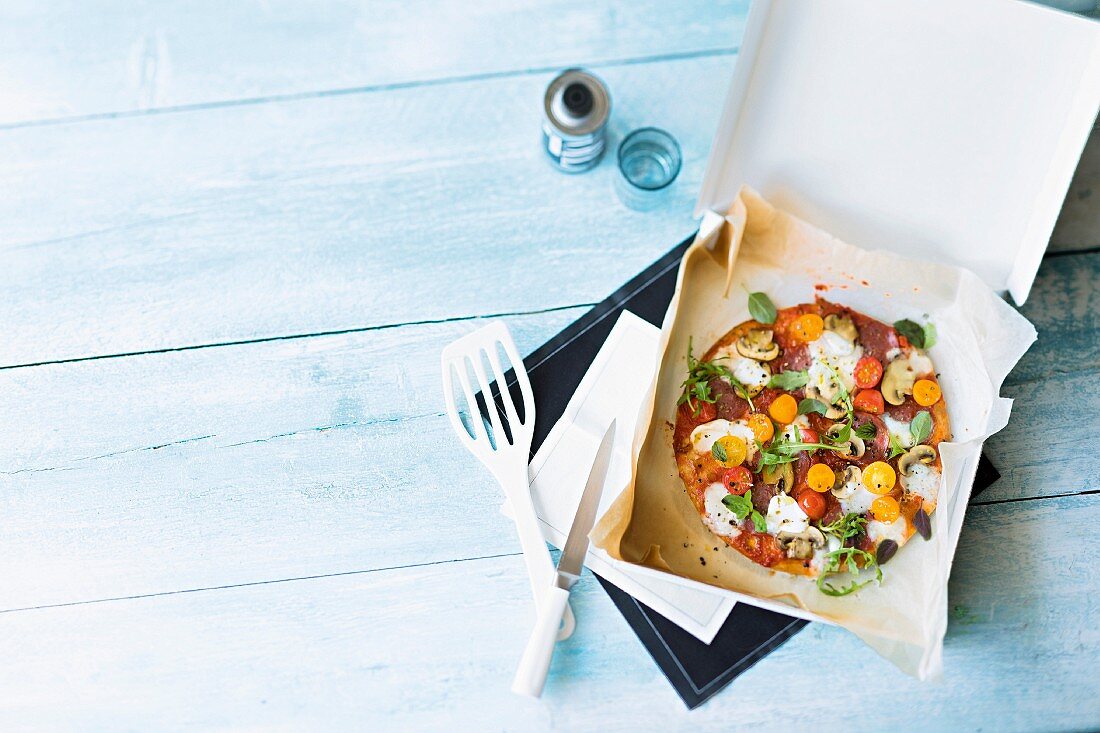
[521,233,1001,709]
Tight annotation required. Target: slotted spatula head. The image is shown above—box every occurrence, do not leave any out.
[441,321,535,480]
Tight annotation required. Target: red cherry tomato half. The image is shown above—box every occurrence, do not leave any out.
[797,490,827,521]
[798,427,820,445]
[722,466,753,496]
[854,356,884,389]
[683,398,717,422]
[852,389,885,415]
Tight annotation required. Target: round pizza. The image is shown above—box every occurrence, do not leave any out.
[673,294,950,595]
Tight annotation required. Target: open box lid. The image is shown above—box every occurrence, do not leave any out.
[696,0,1100,304]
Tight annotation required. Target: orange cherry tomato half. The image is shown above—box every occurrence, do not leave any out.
[913,379,942,407]
[790,313,825,343]
[807,463,836,493]
[797,490,827,521]
[714,435,747,467]
[870,495,901,523]
[854,356,884,389]
[722,466,754,496]
[862,461,897,495]
[852,389,885,415]
[768,393,799,424]
[745,413,775,443]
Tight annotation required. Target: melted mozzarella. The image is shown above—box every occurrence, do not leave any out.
[839,483,878,515]
[806,332,863,405]
[766,494,809,535]
[868,516,909,544]
[729,356,770,394]
[882,414,914,450]
[902,462,941,503]
[690,419,758,458]
[900,349,935,378]
[778,415,810,443]
[703,482,742,538]
[810,535,842,574]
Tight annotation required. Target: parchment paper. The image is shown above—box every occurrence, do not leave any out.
[592,187,1036,678]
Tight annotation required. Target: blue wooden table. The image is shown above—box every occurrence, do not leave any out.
[1,1,1097,729]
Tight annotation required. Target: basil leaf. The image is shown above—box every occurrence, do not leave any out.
[750,510,767,533]
[721,492,752,520]
[876,539,899,565]
[854,422,877,440]
[922,322,938,349]
[747,291,778,325]
[888,433,907,459]
[910,411,932,445]
[797,397,829,417]
[711,441,728,463]
[768,369,809,390]
[831,422,852,443]
[914,507,932,540]
[893,319,925,348]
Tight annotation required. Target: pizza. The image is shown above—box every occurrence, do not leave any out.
[673,294,950,595]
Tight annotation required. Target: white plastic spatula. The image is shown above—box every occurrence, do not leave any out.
[441,322,576,646]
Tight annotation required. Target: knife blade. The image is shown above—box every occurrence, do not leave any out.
[554,418,616,589]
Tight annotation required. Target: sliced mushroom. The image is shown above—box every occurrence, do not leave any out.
[831,465,863,499]
[776,526,826,560]
[899,444,937,476]
[826,423,866,460]
[881,355,924,405]
[762,462,795,494]
[735,328,780,361]
[804,385,846,419]
[824,313,858,341]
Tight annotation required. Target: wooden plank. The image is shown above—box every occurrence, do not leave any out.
[0,267,1094,611]
[0,308,585,611]
[0,55,731,367]
[0,492,1093,731]
[1050,122,1100,253]
[0,0,748,126]
[3,249,1092,471]
[1010,250,1100,383]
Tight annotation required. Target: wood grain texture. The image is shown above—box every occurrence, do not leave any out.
[0,55,731,368]
[1,0,1095,727]
[0,245,1095,611]
[1050,122,1100,252]
[0,0,747,126]
[0,309,585,611]
[0,493,1093,731]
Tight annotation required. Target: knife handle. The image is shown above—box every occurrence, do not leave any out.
[511,584,571,698]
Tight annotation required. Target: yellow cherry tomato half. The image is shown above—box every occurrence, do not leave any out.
[807,463,836,493]
[746,413,775,443]
[714,435,747,467]
[768,393,799,424]
[913,379,942,407]
[862,461,897,495]
[790,313,825,343]
[870,496,901,523]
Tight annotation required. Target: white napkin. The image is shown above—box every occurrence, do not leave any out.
[521,311,735,643]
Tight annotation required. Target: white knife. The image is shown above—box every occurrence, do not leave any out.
[511,418,617,698]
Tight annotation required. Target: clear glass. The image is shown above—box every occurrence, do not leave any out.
[615,127,682,210]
